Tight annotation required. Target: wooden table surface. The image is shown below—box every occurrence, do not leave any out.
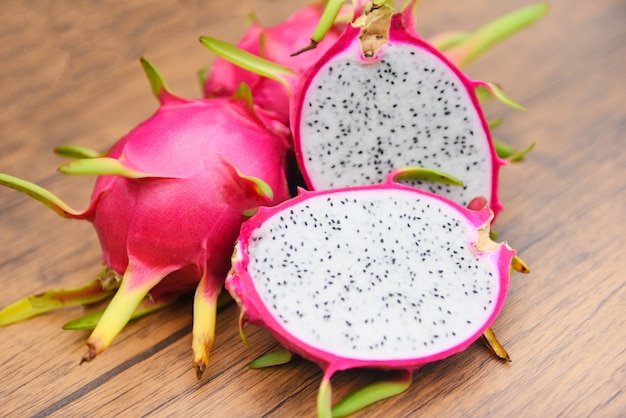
[0,0,624,416]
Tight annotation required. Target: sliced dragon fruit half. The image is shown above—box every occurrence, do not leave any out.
[226,170,515,416]
[291,1,509,217]
[201,1,548,221]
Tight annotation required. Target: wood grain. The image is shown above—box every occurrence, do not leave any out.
[0,0,624,416]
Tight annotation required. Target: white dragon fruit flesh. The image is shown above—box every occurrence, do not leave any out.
[0,58,290,378]
[292,1,506,217]
[226,171,515,416]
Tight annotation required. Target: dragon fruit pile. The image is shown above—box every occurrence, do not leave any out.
[0,0,546,415]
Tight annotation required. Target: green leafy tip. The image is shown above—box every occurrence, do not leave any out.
[242,207,259,218]
[446,3,550,68]
[477,82,525,111]
[227,160,274,201]
[63,295,175,331]
[488,116,505,130]
[54,145,102,159]
[197,66,210,92]
[139,57,188,106]
[242,174,273,201]
[0,278,113,327]
[494,139,516,159]
[0,172,82,218]
[58,157,170,179]
[258,32,268,59]
[238,309,250,347]
[233,82,254,109]
[508,142,536,162]
[248,349,293,369]
[494,139,535,161]
[317,376,333,418]
[388,166,464,186]
[332,370,413,417]
[245,11,259,28]
[140,57,170,100]
[475,84,493,103]
[293,0,358,56]
[311,0,346,44]
[199,36,294,91]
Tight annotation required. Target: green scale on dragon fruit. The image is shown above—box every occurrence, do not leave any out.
[201,0,548,221]
[0,58,290,379]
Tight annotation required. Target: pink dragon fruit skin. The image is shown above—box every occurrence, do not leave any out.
[290,2,505,219]
[85,86,291,374]
[226,171,515,415]
[88,92,290,277]
[0,58,290,377]
[203,2,346,126]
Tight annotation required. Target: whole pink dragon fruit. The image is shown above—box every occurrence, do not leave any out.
[226,169,516,417]
[201,1,548,221]
[202,1,348,126]
[0,58,290,378]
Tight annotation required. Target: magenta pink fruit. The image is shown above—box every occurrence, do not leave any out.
[226,169,515,416]
[203,2,347,127]
[0,58,290,377]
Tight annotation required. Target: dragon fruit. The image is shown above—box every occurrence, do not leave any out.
[202,1,349,126]
[0,58,290,377]
[226,169,516,416]
[292,1,508,217]
[201,1,548,220]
